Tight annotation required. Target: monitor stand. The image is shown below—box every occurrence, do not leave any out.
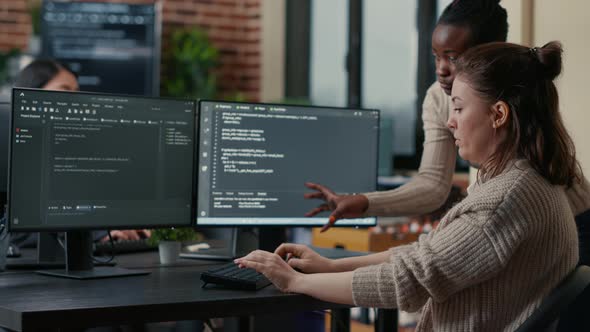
[258,227,287,252]
[36,231,150,279]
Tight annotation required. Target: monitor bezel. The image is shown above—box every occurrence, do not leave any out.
[195,99,380,228]
[7,87,197,232]
[0,102,10,215]
[0,102,10,180]
[40,1,162,97]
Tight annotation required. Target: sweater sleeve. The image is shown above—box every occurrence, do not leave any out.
[351,212,520,311]
[364,84,456,217]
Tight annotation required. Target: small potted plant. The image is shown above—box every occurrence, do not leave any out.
[149,227,199,264]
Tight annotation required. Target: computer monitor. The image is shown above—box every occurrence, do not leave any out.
[8,88,195,278]
[40,1,161,96]
[0,103,9,214]
[196,100,379,228]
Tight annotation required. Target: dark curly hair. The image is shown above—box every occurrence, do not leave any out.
[438,0,509,45]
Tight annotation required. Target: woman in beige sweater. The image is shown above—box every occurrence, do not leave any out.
[236,41,580,331]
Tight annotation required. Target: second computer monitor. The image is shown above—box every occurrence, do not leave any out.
[197,101,379,227]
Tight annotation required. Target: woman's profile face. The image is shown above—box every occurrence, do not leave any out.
[446,76,497,165]
[42,68,79,91]
[432,24,472,95]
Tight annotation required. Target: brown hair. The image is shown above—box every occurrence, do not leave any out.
[455,41,581,186]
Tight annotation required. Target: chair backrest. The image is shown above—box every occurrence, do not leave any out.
[515,265,590,332]
[575,209,590,266]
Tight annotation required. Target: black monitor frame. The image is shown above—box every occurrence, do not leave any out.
[0,102,9,216]
[195,99,379,228]
[7,88,196,279]
[7,88,196,233]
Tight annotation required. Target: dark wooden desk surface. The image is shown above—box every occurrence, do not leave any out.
[0,250,352,332]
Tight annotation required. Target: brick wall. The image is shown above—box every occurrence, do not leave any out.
[163,0,261,101]
[0,1,32,51]
[0,0,262,101]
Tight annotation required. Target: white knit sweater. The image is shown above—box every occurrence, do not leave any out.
[352,159,579,331]
[364,82,590,217]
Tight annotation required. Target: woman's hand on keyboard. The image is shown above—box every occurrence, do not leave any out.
[274,243,334,273]
[235,250,303,293]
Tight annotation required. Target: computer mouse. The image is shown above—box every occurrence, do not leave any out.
[6,244,21,258]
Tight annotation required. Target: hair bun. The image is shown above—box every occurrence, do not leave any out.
[484,0,503,7]
[535,41,563,81]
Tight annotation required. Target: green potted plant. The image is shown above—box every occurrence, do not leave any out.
[148,227,199,264]
[161,28,219,99]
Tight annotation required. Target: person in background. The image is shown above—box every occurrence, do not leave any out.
[237,40,579,331]
[10,59,149,247]
[13,58,79,91]
[304,0,590,266]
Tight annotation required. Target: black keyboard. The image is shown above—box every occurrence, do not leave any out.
[93,238,158,256]
[201,262,272,290]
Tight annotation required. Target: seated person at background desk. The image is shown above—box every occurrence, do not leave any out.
[237,41,580,331]
[9,59,150,248]
[305,0,590,267]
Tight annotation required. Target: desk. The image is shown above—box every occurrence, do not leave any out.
[0,249,397,332]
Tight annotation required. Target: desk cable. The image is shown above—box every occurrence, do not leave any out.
[92,231,116,264]
[54,231,116,264]
[204,318,223,332]
[0,218,7,241]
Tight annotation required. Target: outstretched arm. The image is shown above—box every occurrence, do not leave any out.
[364,85,456,217]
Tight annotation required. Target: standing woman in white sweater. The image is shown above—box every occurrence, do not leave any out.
[304,0,590,265]
[306,0,511,228]
[236,41,580,331]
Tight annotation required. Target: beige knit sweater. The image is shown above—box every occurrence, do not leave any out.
[364,82,590,217]
[352,159,579,331]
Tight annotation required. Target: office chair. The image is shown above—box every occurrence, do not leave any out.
[575,209,590,266]
[515,265,590,332]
